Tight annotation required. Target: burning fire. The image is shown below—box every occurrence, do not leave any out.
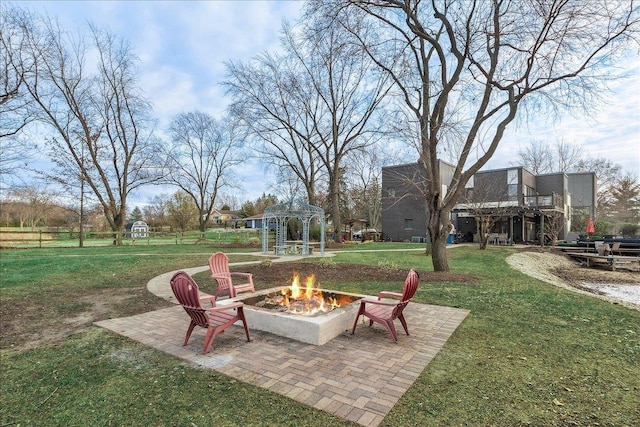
[265,272,342,316]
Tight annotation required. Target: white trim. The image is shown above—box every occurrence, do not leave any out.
[454,201,519,209]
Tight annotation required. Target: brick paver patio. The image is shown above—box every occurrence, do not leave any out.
[95,255,469,426]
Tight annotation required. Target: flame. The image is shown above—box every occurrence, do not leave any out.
[272,272,342,316]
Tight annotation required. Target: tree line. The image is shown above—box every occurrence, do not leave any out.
[2,1,638,271]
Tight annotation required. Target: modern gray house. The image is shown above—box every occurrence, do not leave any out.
[381,161,456,243]
[381,162,596,244]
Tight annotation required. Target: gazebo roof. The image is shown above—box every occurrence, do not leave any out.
[263,198,324,218]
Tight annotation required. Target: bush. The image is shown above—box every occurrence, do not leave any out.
[620,223,639,236]
[309,225,322,241]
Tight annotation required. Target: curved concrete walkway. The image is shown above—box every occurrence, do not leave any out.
[147,251,335,302]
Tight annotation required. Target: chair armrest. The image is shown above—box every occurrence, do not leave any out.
[230,272,253,279]
[199,296,217,307]
[361,298,400,307]
[211,273,231,279]
[377,291,402,300]
[207,302,244,312]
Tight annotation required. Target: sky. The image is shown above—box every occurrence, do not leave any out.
[9,1,640,207]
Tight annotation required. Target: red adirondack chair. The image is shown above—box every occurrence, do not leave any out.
[208,252,255,298]
[170,271,251,354]
[351,269,420,342]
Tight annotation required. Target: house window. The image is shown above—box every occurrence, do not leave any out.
[404,219,413,230]
[466,175,474,188]
[507,169,518,201]
[523,185,536,206]
[387,187,395,197]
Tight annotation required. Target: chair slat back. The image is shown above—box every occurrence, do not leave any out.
[209,252,231,275]
[170,271,209,328]
[401,269,420,302]
[209,252,233,293]
[393,269,420,319]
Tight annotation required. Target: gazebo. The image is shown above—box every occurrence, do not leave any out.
[261,198,325,256]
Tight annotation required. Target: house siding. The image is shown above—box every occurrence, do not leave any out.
[381,161,456,242]
[381,163,427,241]
[474,170,507,200]
[382,162,596,244]
[568,173,597,211]
[536,173,567,196]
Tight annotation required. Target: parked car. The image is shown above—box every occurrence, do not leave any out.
[353,229,377,240]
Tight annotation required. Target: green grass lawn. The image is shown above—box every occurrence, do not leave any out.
[1,244,638,426]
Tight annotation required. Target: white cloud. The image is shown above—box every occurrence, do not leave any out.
[13,1,640,208]
[143,66,199,127]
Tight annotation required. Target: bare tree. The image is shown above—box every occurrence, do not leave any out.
[519,143,629,227]
[225,12,393,241]
[344,148,389,230]
[333,0,639,271]
[166,191,198,232]
[518,140,553,174]
[5,186,57,230]
[519,139,582,174]
[6,9,161,244]
[161,111,243,236]
[225,48,324,207]
[543,209,564,247]
[554,140,583,173]
[0,8,35,139]
[142,194,169,230]
[0,7,38,181]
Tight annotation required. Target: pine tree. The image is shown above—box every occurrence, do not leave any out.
[130,206,144,221]
[609,175,640,234]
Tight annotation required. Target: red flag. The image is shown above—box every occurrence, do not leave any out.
[586,217,595,235]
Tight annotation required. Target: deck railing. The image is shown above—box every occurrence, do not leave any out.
[523,192,563,210]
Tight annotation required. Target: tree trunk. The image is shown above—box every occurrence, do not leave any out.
[430,232,450,271]
[478,220,487,250]
[426,195,452,272]
[79,180,84,248]
[112,210,125,246]
[331,188,342,243]
[329,172,343,243]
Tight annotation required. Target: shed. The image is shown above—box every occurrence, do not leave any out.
[125,220,149,238]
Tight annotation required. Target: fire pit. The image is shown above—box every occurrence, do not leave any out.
[221,272,364,345]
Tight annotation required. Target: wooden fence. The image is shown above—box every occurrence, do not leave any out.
[0,228,263,249]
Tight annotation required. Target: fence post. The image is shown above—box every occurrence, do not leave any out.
[39,231,43,248]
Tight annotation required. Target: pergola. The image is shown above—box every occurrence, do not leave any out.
[261,198,325,256]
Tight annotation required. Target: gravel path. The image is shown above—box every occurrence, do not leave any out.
[507,250,640,311]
